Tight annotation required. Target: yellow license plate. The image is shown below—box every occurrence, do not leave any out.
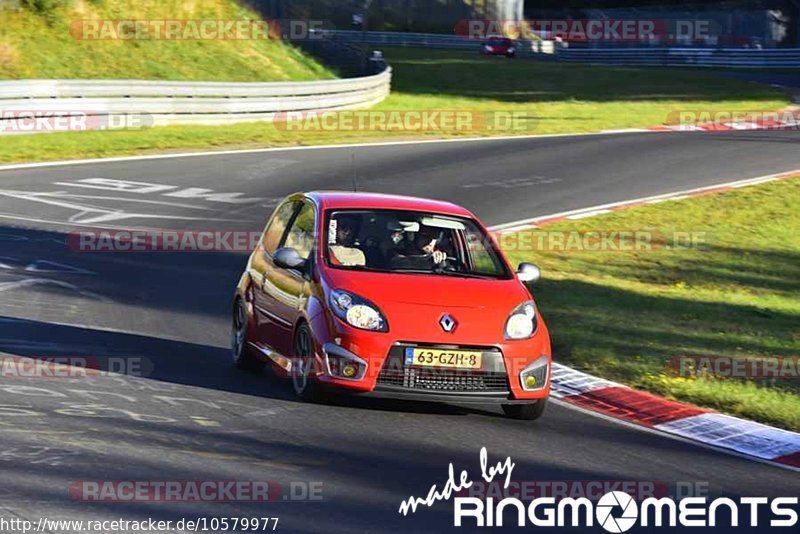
[405,348,482,369]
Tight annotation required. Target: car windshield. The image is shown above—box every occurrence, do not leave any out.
[325,209,511,279]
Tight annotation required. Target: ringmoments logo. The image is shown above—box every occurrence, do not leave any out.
[398,447,799,530]
[596,491,638,532]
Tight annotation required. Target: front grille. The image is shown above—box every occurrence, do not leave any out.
[376,345,510,393]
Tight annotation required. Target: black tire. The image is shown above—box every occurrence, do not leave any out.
[232,298,264,372]
[291,322,325,402]
[502,399,547,420]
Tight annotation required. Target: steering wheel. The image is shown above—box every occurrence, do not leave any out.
[435,255,462,272]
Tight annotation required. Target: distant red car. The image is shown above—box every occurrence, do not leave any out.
[232,192,551,419]
[482,36,516,57]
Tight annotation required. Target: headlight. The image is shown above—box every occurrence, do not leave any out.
[330,289,388,332]
[504,300,537,340]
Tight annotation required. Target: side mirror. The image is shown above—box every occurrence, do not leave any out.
[517,262,541,284]
[274,247,306,270]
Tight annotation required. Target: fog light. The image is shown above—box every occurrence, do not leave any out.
[323,343,367,381]
[520,356,549,391]
[342,363,358,378]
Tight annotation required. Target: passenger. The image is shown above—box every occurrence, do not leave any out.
[329,216,366,267]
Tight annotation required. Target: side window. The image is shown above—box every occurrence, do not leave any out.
[465,228,499,275]
[283,202,316,260]
[262,201,298,254]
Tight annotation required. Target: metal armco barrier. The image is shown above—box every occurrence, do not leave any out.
[557,47,800,68]
[320,29,800,68]
[0,67,392,133]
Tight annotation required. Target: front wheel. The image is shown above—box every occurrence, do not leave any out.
[502,399,547,420]
[232,298,264,372]
[291,323,325,402]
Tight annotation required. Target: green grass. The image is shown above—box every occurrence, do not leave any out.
[380,48,791,134]
[0,0,333,81]
[504,178,800,431]
[0,47,791,163]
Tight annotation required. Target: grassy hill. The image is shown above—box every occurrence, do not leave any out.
[0,0,334,81]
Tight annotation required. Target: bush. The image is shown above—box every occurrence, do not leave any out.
[20,0,71,23]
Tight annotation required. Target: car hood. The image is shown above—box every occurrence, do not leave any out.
[324,270,533,344]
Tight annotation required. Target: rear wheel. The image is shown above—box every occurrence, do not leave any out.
[502,399,547,420]
[292,323,324,402]
[232,298,264,372]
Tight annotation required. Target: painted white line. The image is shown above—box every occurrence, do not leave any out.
[48,192,216,211]
[0,212,227,232]
[0,189,233,225]
[0,129,663,173]
[566,209,612,220]
[598,128,650,134]
[489,169,800,232]
[495,224,537,234]
[730,177,779,188]
[25,260,95,275]
[0,279,108,301]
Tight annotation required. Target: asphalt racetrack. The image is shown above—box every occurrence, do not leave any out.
[0,129,799,533]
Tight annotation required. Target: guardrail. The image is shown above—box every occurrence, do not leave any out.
[0,67,392,133]
[320,29,800,68]
[557,47,800,68]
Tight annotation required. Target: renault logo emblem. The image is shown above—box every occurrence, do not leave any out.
[439,314,457,333]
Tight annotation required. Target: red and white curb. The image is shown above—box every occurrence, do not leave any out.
[648,119,800,133]
[490,170,800,471]
[550,364,800,469]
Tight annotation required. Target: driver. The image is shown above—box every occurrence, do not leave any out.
[389,226,447,269]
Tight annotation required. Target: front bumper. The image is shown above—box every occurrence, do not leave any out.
[314,327,551,401]
[346,386,537,404]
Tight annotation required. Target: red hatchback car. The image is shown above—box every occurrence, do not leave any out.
[232,192,551,419]
[482,36,517,57]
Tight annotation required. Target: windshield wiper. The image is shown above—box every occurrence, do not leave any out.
[435,270,499,279]
[390,268,499,279]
